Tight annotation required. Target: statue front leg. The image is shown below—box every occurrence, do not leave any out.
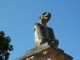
[48,39,59,47]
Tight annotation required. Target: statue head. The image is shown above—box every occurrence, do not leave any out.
[39,12,51,23]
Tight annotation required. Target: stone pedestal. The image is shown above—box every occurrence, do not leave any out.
[15,42,73,60]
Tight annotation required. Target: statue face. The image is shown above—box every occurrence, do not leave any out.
[40,12,51,23]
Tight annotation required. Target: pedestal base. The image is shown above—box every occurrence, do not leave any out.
[15,42,73,60]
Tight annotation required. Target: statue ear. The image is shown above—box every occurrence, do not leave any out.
[42,12,47,15]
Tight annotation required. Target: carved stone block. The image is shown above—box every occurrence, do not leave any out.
[15,42,73,60]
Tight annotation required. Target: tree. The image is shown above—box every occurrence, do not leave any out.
[0,31,13,60]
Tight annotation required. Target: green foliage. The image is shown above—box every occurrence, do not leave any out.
[0,31,13,60]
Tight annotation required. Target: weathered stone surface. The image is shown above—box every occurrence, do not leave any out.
[15,12,73,60]
[34,12,59,47]
[15,42,73,60]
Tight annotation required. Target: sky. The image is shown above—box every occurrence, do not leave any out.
[0,0,80,60]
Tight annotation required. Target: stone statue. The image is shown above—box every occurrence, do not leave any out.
[34,12,59,47]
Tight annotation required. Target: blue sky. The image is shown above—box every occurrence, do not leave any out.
[0,0,80,60]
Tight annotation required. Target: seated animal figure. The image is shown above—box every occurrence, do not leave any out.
[34,12,59,47]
